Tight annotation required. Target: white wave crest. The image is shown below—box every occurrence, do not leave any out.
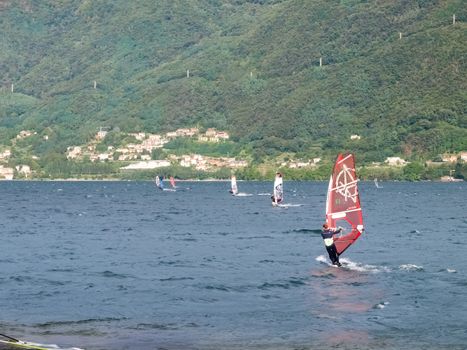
[399,264,423,271]
[374,301,390,309]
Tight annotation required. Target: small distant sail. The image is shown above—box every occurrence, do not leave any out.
[325,154,364,255]
[374,178,382,188]
[273,173,283,204]
[155,175,164,190]
[230,175,239,195]
[159,176,165,189]
[170,176,176,188]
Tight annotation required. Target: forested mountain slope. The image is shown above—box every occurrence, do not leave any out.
[1,0,465,164]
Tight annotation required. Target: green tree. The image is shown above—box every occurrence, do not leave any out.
[403,162,424,181]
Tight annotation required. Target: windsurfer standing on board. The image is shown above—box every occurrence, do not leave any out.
[271,172,283,205]
[321,223,343,267]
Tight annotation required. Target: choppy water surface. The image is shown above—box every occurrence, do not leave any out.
[0,181,466,350]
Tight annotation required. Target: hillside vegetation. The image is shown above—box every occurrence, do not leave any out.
[0,0,466,177]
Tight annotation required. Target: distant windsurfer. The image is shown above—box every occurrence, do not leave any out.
[230,175,238,195]
[169,176,177,189]
[155,175,164,190]
[321,223,343,267]
[271,172,283,206]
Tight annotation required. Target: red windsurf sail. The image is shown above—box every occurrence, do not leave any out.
[325,153,364,255]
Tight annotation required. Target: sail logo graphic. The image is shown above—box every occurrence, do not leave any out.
[335,164,358,203]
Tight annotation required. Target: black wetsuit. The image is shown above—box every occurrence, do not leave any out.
[271,195,282,204]
[321,228,342,266]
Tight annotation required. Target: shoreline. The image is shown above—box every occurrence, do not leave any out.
[0,178,463,182]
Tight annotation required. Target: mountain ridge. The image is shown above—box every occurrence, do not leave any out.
[0,0,465,178]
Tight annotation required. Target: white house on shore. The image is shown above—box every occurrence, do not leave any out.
[0,165,14,180]
[16,130,36,139]
[67,146,82,159]
[442,154,458,163]
[0,149,12,161]
[385,157,407,166]
[15,165,32,178]
[96,130,108,140]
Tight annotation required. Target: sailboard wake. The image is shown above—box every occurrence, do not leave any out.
[236,192,253,197]
[275,203,303,208]
[315,256,385,273]
[0,334,83,350]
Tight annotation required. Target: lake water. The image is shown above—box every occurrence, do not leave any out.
[0,181,466,350]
